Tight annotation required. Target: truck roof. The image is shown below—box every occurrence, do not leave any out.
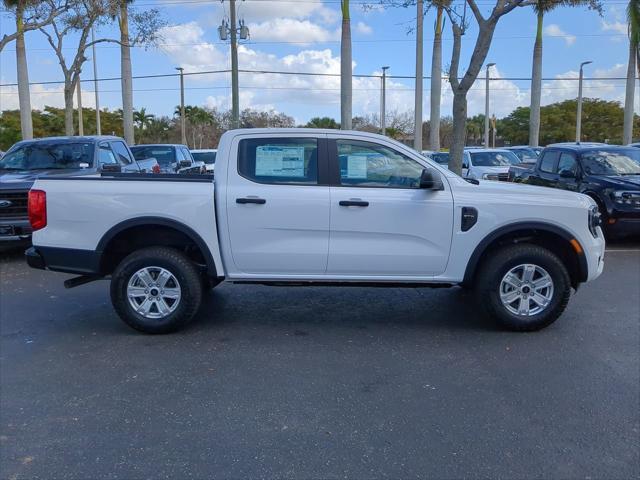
[544,142,617,151]
[13,136,123,146]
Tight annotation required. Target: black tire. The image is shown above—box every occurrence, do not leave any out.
[110,247,203,334]
[474,244,571,332]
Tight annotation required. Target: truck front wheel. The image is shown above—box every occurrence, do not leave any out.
[111,247,203,334]
[475,244,571,331]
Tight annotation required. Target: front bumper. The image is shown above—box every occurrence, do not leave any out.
[0,218,32,241]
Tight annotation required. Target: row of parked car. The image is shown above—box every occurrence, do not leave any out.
[0,135,218,241]
[423,143,640,238]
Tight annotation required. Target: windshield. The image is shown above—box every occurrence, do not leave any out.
[131,146,175,167]
[431,153,450,165]
[581,149,640,175]
[192,151,216,164]
[471,151,521,167]
[0,142,94,170]
[509,148,538,162]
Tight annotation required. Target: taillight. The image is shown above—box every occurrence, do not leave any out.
[28,189,47,231]
[152,164,161,174]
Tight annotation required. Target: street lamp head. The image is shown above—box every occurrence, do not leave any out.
[580,61,593,69]
[382,66,390,71]
[175,67,184,72]
[487,62,496,68]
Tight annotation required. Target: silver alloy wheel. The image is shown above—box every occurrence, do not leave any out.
[499,264,554,317]
[127,266,182,319]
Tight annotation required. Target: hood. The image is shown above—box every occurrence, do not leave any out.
[0,168,92,190]
[587,174,640,190]
[466,178,594,208]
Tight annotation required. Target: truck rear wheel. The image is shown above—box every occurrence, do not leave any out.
[475,244,571,331]
[111,247,203,334]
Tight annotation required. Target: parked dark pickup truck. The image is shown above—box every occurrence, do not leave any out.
[0,136,159,242]
[526,143,640,238]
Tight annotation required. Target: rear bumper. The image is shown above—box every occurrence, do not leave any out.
[25,246,102,274]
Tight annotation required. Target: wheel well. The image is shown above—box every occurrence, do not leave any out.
[99,224,210,275]
[465,228,586,289]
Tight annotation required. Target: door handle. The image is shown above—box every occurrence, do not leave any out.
[339,200,369,207]
[236,197,266,205]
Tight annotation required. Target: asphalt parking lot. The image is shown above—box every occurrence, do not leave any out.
[0,242,638,479]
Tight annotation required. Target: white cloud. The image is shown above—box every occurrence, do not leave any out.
[601,20,627,35]
[544,24,576,46]
[248,18,339,44]
[158,22,226,71]
[355,21,373,35]
[0,83,97,111]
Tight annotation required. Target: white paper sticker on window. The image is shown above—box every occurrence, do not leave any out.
[346,154,368,179]
[255,145,305,177]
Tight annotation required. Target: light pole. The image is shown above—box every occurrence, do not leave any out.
[76,75,84,136]
[413,0,423,151]
[91,27,101,135]
[484,62,495,149]
[381,66,389,136]
[219,1,248,129]
[176,67,186,145]
[576,60,592,144]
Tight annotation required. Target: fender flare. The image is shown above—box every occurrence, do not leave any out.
[97,216,219,277]
[462,221,588,286]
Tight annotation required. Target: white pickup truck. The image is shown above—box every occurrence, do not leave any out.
[26,129,605,333]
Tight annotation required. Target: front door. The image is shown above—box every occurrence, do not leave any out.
[326,138,454,277]
[225,135,330,276]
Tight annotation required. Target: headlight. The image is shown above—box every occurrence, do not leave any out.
[588,205,602,238]
[612,191,640,207]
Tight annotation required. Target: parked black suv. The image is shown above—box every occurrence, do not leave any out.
[526,143,640,238]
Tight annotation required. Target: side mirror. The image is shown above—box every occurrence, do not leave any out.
[101,163,122,173]
[559,169,575,179]
[420,168,444,190]
[179,159,192,168]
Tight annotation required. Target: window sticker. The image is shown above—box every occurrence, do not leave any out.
[255,145,306,177]
[346,154,368,179]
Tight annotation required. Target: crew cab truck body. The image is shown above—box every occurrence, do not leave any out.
[26,129,605,333]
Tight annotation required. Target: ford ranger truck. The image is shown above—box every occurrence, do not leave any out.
[25,129,605,334]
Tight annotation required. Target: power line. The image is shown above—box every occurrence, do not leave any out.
[0,68,635,88]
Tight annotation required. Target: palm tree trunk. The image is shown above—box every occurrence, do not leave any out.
[528,10,544,147]
[429,6,443,151]
[120,1,134,144]
[15,3,33,140]
[450,91,467,175]
[340,0,352,130]
[624,39,636,144]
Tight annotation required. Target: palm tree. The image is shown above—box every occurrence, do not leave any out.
[133,107,154,142]
[340,0,352,130]
[4,0,33,140]
[429,5,445,151]
[528,0,601,147]
[119,0,135,145]
[624,0,640,144]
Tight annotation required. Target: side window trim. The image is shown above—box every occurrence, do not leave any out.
[236,136,329,186]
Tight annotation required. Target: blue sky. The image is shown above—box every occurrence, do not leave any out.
[0,0,631,124]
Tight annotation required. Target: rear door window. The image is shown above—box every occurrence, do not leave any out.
[557,152,578,175]
[238,137,318,185]
[539,151,559,173]
[98,143,118,166]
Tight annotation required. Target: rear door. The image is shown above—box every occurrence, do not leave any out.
[224,134,330,275]
[556,151,580,192]
[529,149,560,187]
[326,137,453,277]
